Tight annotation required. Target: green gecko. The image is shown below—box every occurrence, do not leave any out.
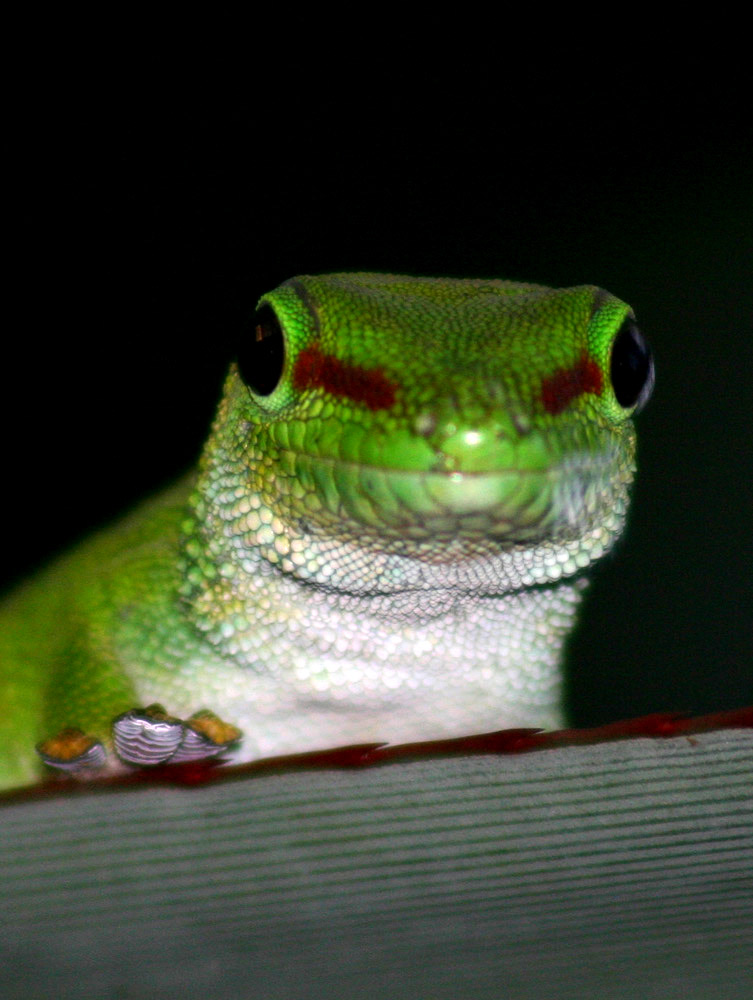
[0,273,653,790]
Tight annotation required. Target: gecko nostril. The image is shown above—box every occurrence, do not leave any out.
[413,412,437,437]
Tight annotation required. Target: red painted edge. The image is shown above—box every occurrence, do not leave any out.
[3,706,751,802]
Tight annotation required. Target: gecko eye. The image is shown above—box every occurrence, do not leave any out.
[610,319,654,411]
[237,303,286,396]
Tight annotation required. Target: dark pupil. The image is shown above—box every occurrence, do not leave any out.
[237,304,285,396]
[610,319,655,410]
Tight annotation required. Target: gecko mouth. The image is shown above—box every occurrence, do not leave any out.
[272,438,633,550]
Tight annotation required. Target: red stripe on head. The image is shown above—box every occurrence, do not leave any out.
[293,346,397,411]
[540,353,603,415]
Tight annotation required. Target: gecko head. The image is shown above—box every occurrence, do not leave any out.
[197,273,653,576]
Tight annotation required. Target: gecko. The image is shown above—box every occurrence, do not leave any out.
[0,273,653,789]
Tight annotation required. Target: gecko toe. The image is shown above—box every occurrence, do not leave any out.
[36,728,107,776]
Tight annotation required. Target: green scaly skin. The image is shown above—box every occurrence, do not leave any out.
[0,274,652,790]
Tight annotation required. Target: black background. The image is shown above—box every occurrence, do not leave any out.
[5,46,751,726]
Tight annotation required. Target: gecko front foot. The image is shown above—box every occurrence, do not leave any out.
[113,705,242,766]
[36,705,242,778]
